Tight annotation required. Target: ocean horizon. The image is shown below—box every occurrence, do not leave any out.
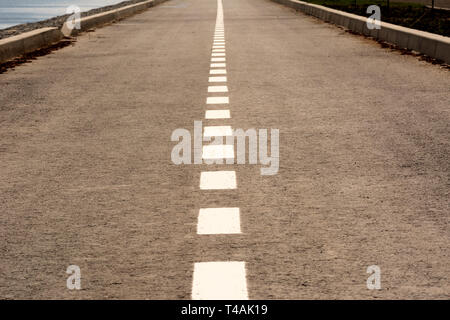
[0,0,126,29]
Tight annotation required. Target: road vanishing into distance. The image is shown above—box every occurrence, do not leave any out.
[0,0,449,299]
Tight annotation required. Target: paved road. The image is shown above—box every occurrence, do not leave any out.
[0,0,449,299]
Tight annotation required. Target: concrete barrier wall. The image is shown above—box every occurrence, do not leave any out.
[0,28,64,63]
[271,0,450,64]
[64,0,164,36]
[0,0,167,64]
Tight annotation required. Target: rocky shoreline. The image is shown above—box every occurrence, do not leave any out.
[0,0,149,40]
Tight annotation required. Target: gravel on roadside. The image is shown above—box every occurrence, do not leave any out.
[0,0,150,40]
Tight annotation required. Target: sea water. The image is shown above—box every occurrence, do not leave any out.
[0,0,126,29]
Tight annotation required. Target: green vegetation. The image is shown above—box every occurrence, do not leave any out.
[302,0,450,37]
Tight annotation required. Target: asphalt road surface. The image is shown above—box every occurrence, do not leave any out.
[0,0,449,299]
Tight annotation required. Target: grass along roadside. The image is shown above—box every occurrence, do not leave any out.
[302,0,450,36]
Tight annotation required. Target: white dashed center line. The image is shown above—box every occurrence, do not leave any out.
[204,125,233,137]
[197,208,241,235]
[210,68,227,74]
[192,262,248,300]
[208,85,228,93]
[202,145,234,160]
[205,109,231,119]
[206,96,229,104]
[211,62,226,67]
[192,0,249,300]
[200,171,237,190]
[209,76,227,82]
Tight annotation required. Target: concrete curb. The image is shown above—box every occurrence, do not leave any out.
[0,0,167,64]
[271,0,450,64]
[0,28,64,63]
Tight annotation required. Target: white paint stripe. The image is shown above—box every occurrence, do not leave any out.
[206,96,229,104]
[202,145,234,160]
[209,76,227,82]
[205,109,230,119]
[210,63,226,67]
[208,85,228,92]
[212,49,226,53]
[192,262,248,300]
[212,46,225,49]
[210,69,226,74]
[197,208,241,235]
[204,125,233,137]
[192,0,249,303]
[200,171,236,189]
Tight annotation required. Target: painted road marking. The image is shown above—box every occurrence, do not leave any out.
[192,0,249,302]
[208,85,228,93]
[197,208,241,235]
[200,171,236,190]
[206,97,229,104]
[209,76,227,82]
[204,125,233,137]
[202,145,234,160]
[205,109,230,119]
[210,69,226,74]
[192,262,248,300]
